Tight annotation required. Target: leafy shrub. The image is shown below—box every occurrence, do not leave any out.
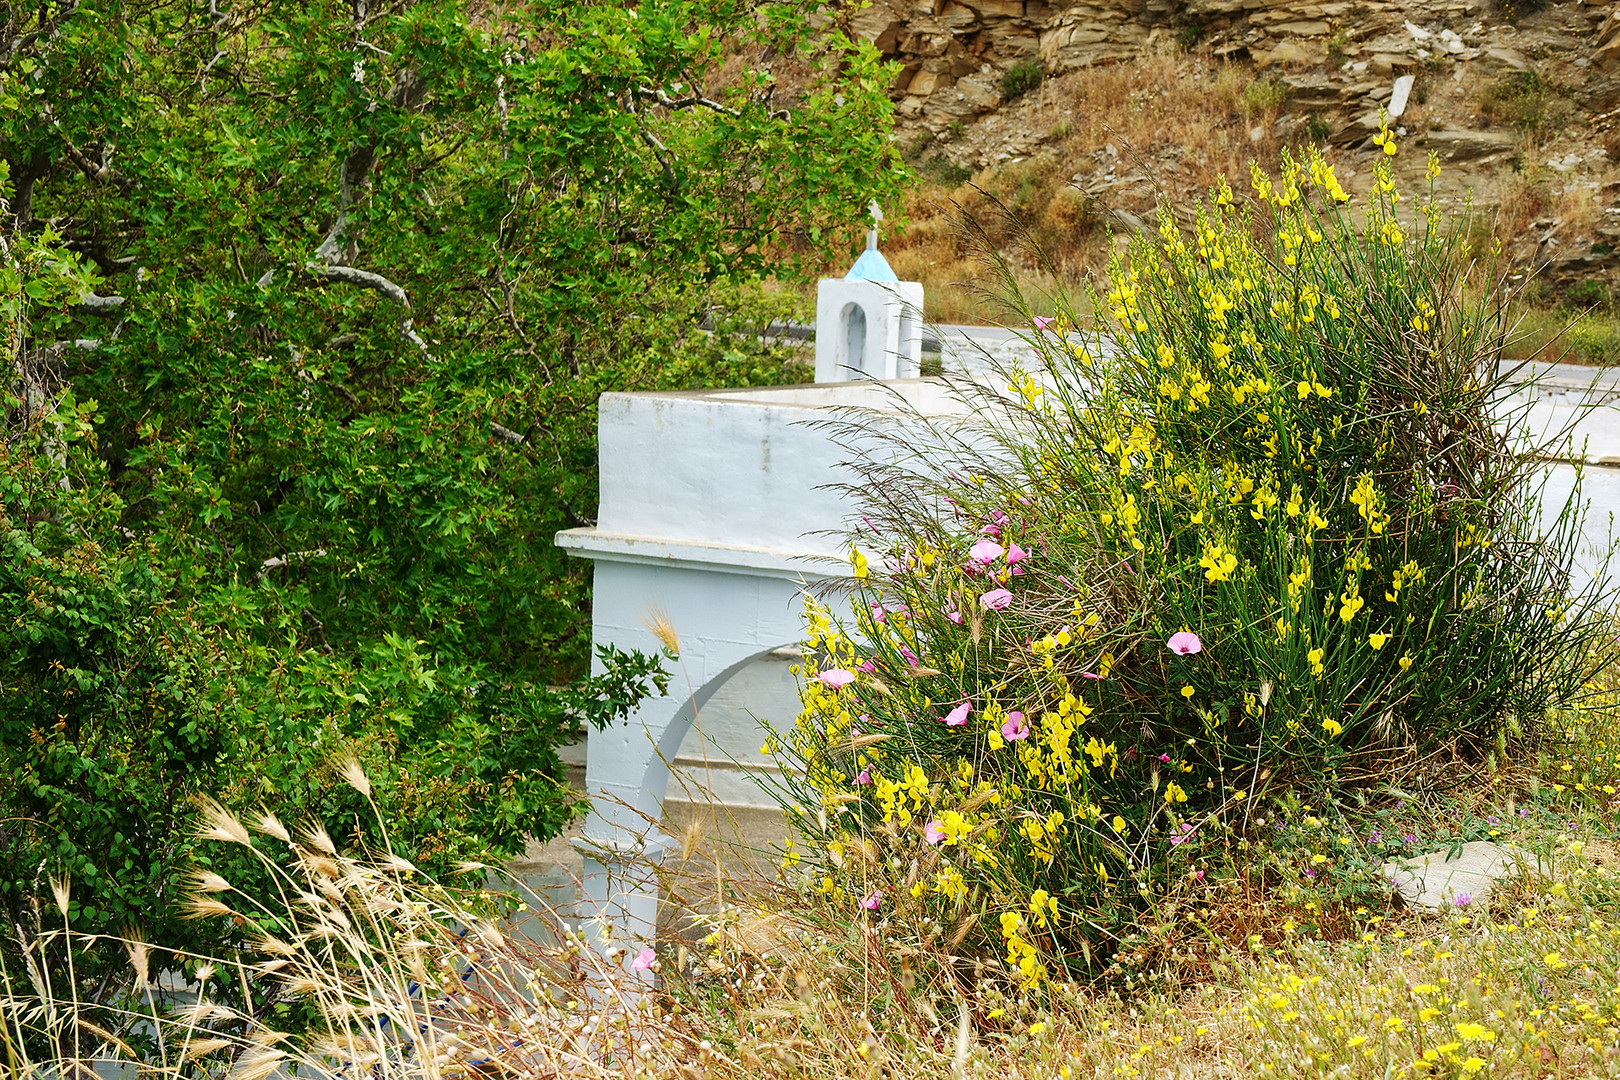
[1480,70,1575,133]
[771,139,1608,983]
[1001,61,1045,100]
[917,154,974,189]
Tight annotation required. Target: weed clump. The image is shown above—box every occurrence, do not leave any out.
[1479,70,1575,133]
[1001,61,1044,100]
[1242,76,1293,117]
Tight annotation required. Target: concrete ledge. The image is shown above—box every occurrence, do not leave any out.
[556,528,844,580]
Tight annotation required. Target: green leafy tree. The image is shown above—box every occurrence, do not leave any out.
[0,0,907,998]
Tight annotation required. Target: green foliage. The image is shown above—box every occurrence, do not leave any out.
[1001,62,1045,100]
[1480,70,1575,133]
[916,154,974,189]
[770,145,1608,983]
[1242,77,1293,116]
[0,0,906,996]
[1494,0,1551,24]
[1506,303,1620,366]
[1324,29,1349,69]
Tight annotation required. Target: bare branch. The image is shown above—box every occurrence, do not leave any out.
[489,422,525,445]
[77,293,126,315]
[647,87,741,118]
[58,136,131,190]
[308,263,408,306]
[253,548,328,585]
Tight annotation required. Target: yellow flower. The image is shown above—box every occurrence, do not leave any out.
[1181,684,1195,699]
[1164,782,1188,804]
[1340,592,1364,623]
[1321,718,1343,737]
[1200,543,1238,583]
[1398,654,1414,672]
[1111,815,1128,834]
[1456,1022,1495,1042]
[1307,647,1325,677]
[1369,632,1388,650]
[850,547,869,580]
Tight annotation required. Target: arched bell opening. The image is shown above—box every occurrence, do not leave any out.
[841,301,868,374]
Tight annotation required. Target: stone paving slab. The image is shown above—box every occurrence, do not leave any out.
[1382,840,1547,911]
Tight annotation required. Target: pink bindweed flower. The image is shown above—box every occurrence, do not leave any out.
[942,701,972,726]
[1007,543,1028,564]
[900,645,920,667]
[945,603,963,624]
[870,602,887,624]
[1001,711,1030,741]
[632,948,656,971]
[1159,753,1171,763]
[970,537,1005,563]
[818,668,856,690]
[1080,670,1103,679]
[1193,869,1205,882]
[855,768,871,786]
[1032,316,1055,331]
[1167,631,1204,655]
[924,820,946,845]
[1169,822,1195,846]
[980,588,1013,611]
[860,890,883,911]
[858,659,876,673]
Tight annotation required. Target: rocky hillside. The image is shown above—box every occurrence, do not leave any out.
[851,0,1615,138]
[839,0,1620,339]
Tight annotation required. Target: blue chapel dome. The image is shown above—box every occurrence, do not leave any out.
[844,247,899,283]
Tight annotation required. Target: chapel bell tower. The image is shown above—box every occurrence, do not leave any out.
[814,204,925,382]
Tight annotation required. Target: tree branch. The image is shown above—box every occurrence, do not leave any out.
[58,134,131,190]
[308,263,408,306]
[1,0,81,74]
[625,92,677,192]
[77,293,126,315]
[647,87,741,118]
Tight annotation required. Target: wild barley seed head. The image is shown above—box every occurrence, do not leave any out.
[197,796,252,845]
[303,826,338,856]
[642,606,681,656]
[336,756,371,798]
[48,874,70,917]
[253,810,292,842]
[192,870,232,893]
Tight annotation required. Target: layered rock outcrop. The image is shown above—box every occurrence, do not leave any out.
[847,0,1616,134]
